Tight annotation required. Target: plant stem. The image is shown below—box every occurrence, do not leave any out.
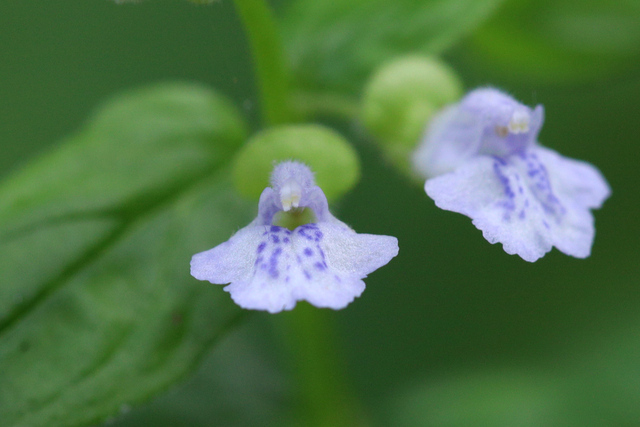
[233,0,292,125]
[274,304,368,427]
[232,3,364,424]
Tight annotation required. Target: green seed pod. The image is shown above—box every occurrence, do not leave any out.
[361,56,463,175]
[233,124,360,202]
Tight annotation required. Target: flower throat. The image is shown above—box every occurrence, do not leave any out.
[273,207,317,231]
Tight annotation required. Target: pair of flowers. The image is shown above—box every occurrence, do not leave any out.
[191,88,610,313]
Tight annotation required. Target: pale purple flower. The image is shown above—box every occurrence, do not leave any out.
[191,161,399,313]
[413,88,610,262]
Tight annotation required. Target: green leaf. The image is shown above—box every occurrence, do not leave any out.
[108,318,291,427]
[469,0,640,83]
[0,83,255,427]
[280,0,504,94]
[389,371,571,427]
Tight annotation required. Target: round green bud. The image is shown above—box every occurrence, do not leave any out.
[233,124,360,202]
[361,56,463,174]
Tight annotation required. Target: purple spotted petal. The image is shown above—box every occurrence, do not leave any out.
[425,147,609,262]
[191,161,399,313]
[192,221,398,313]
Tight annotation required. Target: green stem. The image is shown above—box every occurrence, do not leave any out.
[233,0,292,125]
[274,305,368,427]
[232,3,364,424]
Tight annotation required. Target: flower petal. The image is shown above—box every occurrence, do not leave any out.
[535,146,610,209]
[206,222,397,313]
[316,220,399,277]
[425,149,602,262]
[426,156,550,261]
[190,223,266,284]
[413,105,484,178]
[413,88,545,179]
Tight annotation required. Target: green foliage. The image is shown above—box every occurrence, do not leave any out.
[232,124,361,201]
[387,314,640,427]
[280,0,504,93]
[389,370,570,427]
[470,0,640,83]
[0,83,255,427]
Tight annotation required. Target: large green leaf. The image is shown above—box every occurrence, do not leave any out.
[280,0,504,93]
[0,83,255,427]
[469,0,640,83]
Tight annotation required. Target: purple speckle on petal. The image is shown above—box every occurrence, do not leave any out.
[303,270,311,280]
[270,225,280,233]
[271,234,280,244]
[493,161,515,201]
[268,247,282,278]
[298,229,313,241]
[523,155,566,219]
[268,263,279,278]
[303,247,313,257]
[283,237,290,243]
[314,262,326,271]
[257,242,266,253]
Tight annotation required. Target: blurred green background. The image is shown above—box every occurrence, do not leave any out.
[1,0,639,426]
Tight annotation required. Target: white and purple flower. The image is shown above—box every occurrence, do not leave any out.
[191,161,399,313]
[413,88,610,262]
